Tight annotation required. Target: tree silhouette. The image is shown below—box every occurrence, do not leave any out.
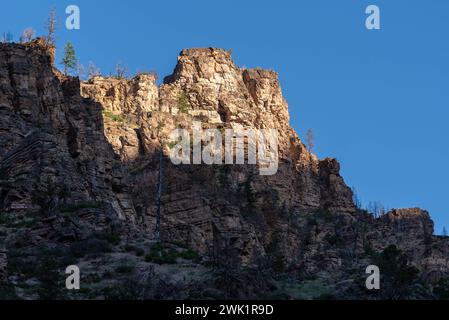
[61,42,77,76]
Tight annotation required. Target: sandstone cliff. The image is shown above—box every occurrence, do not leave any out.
[1,42,448,299]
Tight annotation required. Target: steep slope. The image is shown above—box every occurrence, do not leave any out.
[0,40,137,227]
[1,42,449,299]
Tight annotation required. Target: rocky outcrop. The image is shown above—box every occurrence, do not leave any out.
[77,48,359,266]
[1,43,449,299]
[78,48,449,276]
[0,41,138,242]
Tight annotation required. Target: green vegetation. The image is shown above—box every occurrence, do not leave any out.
[8,245,76,300]
[124,244,145,257]
[85,273,102,284]
[433,278,449,299]
[0,284,19,300]
[145,244,177,265]
[58,201,105,213]
[177,91,191,113]
[31,178,66,216]
[166,141,178,149]
[115,264,135,274]
[102,110,126,123]
[180,249,200,261]
[61,42,77,76]
[0,214,14,227]
[363,244,375,257]
[156,121,165,131]
[371,245,420,299]
[69,237,112,258]
[0,216,37,229]
[144,242,200,264]
[96,231,121,246]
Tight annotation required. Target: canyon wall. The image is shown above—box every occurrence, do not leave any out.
[1,42,449,298]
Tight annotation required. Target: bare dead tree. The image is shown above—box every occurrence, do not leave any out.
[115,61,128,79]
[20,28,35,43]
[87,61,101,79]
[306,128,314,152]
[351,186,362,209]
[1,32,13,43]
[367,201,385,218]
[45,8,57,46]
[76,61,86,79]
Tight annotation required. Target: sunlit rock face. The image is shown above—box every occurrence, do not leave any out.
[78,47,358,265]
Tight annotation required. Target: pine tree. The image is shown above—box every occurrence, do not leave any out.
[61,42,77,76]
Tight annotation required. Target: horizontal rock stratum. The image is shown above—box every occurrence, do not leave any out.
[0,41,448,299]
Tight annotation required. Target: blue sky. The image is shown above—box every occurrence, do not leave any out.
[2,0,448,234]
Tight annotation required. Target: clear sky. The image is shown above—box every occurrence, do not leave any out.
[2,0,448,234]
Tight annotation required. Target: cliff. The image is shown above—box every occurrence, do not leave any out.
[0,42,448,299]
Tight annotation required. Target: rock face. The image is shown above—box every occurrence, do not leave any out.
[0,250,7,284]
[80,48,357,265]
[81,75,159,162]
[0,40,137,239]
[1,43,449,299]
